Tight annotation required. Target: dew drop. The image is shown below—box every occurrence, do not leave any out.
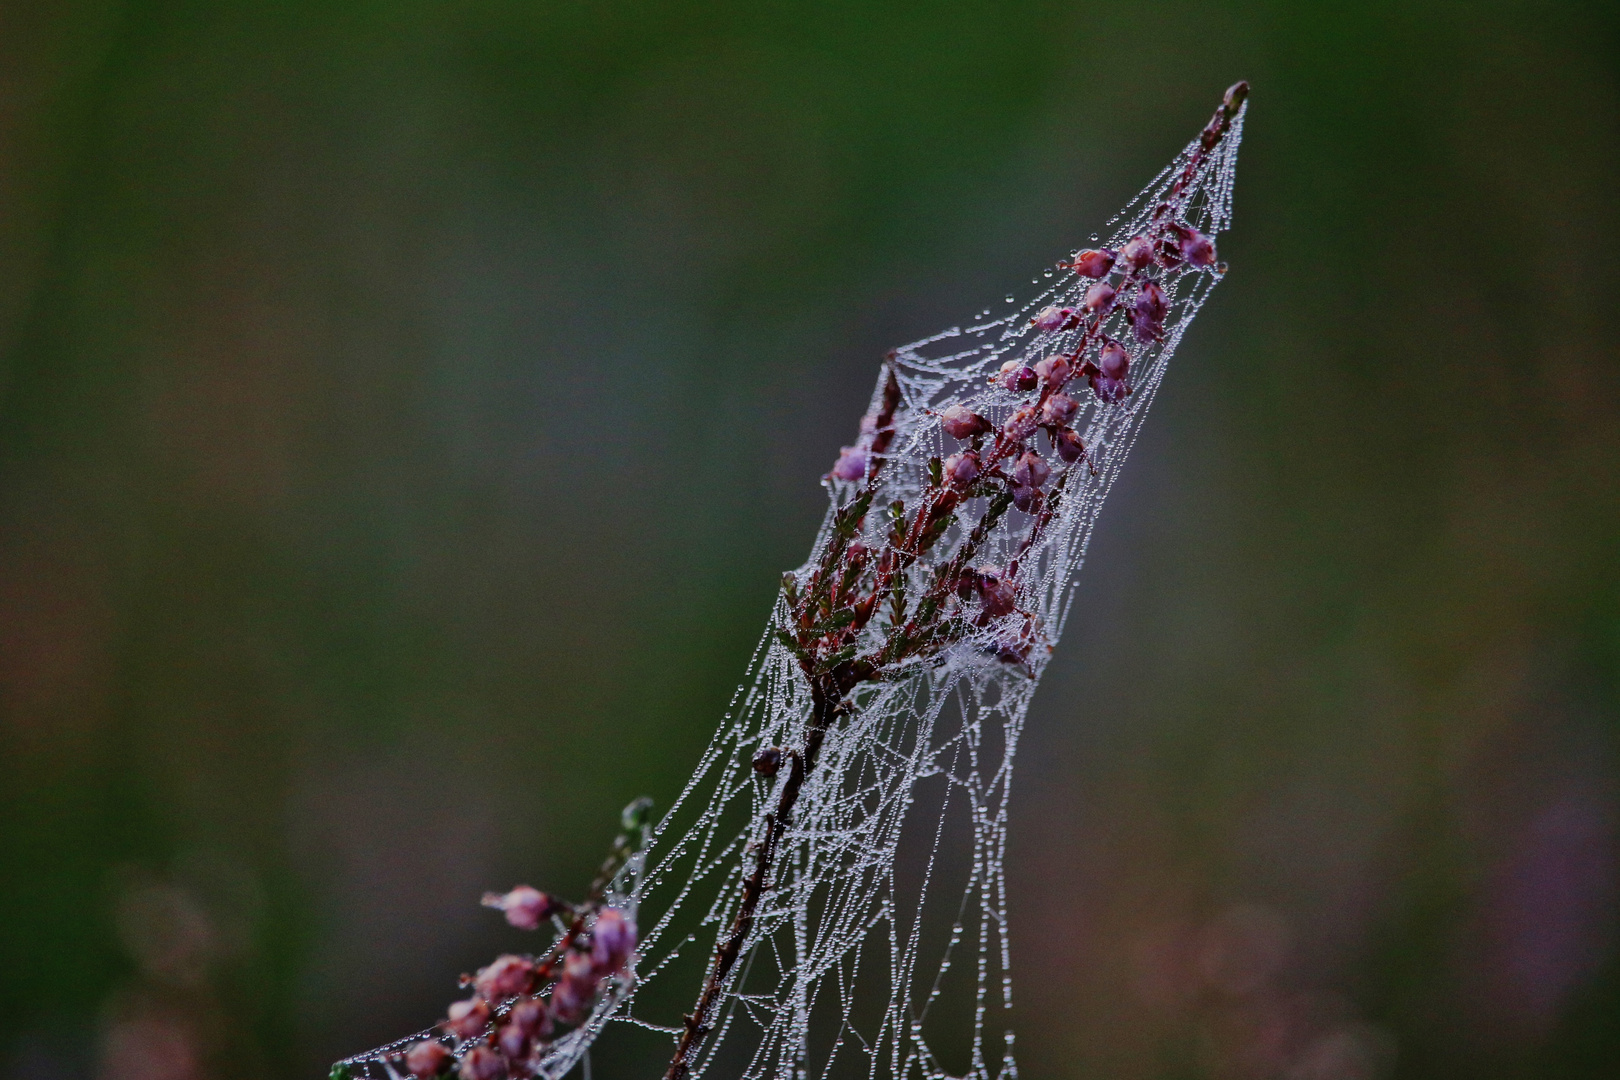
[1004,295,1014,304]
[1089,233,1099,242]
[1042,269,1053,278]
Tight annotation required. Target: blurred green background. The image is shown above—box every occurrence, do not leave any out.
[2,2,1616,1079]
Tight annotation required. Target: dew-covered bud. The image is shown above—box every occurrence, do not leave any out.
[507,998,548,1039]
[1002,406,1039,442]
[1119,236,1155,272]
[495,1024,530,1062]
[405,1041,452,1079]
[1011,451,1052,490]
[751,746,783,776]
[1134,280,1167,324]
[1011,485,1042,514]
[445,997,491,1040]
[997,360,1039,392]
[550,952,598,1024]
[1040,392,1078,427]
[458,1047,505,1080]
[1030,305,1074,332]
[939,404,991,440]
[978,577,1017,618]
[995,637,1033,664]
[1089,375,1131,404]
[1083,281,1116,315]
[829,446,867,482]
[1179,228,1216,269]
[1033,355,1070,387]
[1098,341,1130,380]
[475,955,536,1002]
[1052,428,1086,464]
[591,909,636,975]
[943,451,981,489]
[1072,248,1116,279]
[482,886,554,932]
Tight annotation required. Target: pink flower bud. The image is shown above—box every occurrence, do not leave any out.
[458,1047,505,1080]
[1089,375,1131,404]
[1001,406,1038,442]
[997,360,1038,392]
[1052,428,1085,463]
[495,1024,530,1062]
[550,953,597,1024]
[1098,341,1130,380]
[507,998,549,1039]
[1011,451,1052,490]
[1134,280,1167,324]
[978,577,1017,618]
[1119,236,1154,272]
[445,997,491,1040]
[1179,228,1216,268]
[1033,355,1070,387]
[1083,282,1116,314]
[939,404,991,440]
[475,955,536,1002]
[943,451,981,489]
[751,746,783,776]
[1030,305,1074,332]
[829,446,867,482]
[406,1041,452,1079]
[482,886,553,932]
[1040,392,1078,427]
[590,909,636,975]
[1072,248,1116,279]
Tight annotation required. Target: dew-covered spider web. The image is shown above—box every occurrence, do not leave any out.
[338,95,1243,1080]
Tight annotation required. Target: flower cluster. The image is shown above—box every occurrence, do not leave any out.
[333,800,651,1080]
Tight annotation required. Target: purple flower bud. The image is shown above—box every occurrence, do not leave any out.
[458,1047,506,1080]
[508,998,549,1039]
[590,908,637,975]
[445,997,491,1040]
[1179,228,1216,269]
[1119,236,1154,272]
[829,446,867,482]
[495,1024,530,1062]
[1011,485,1041,514]
[406,1041,452,1079]
[1131,318,1162,345]
[1083,282,1116,314]
[1040,392,1078,427]
[1072,248,1116,279]
[943,451,981,489]
[475,956,535,1002]
[1089,375,1132,404]
[1134,280,1167,324]
[1001,406,1038,442]
[939,404,991,440]
[550,952,597,1024]
[1052,428,1086,463]
[997,360,1039,392]
[752,746,783,776]
[483,886,553,932]
[1098,341,1130,380]
[1033,355,1070,387]
[978,577,1017,618]
[1030,305,1074,332]
[1011,451,1052,490]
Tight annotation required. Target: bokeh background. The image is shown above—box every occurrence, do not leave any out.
[2,2,1617,1079]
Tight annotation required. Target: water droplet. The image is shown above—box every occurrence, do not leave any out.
[1215,261,1229,275]
[1042,269,1053,278]
[1089,233,1099,242]
[1004,295,1014,304]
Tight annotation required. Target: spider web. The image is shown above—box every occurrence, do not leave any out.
[604,104,1246,1080]
[336,100,1243,1080]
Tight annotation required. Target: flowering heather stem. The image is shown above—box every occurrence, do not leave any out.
[659,81,1248,1080]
